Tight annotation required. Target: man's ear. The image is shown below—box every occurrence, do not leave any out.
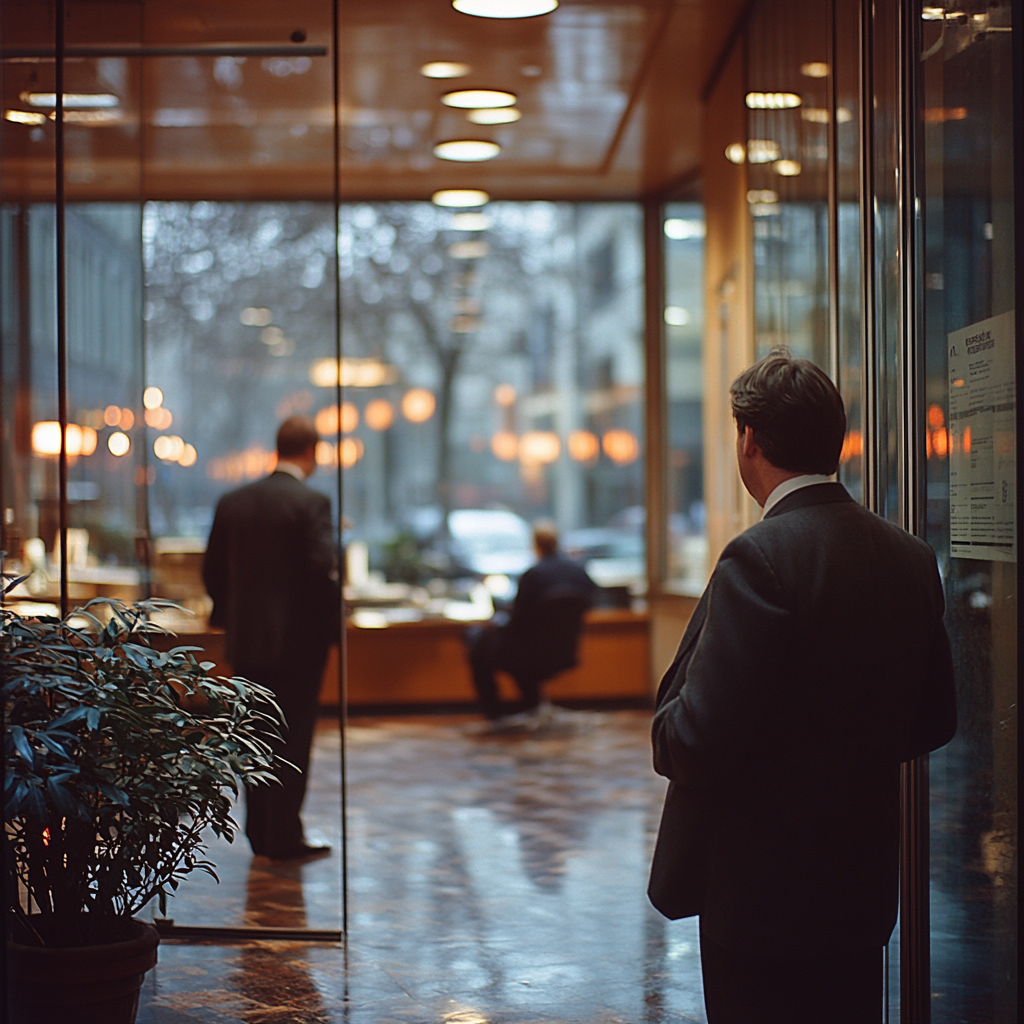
[740,425,759,459]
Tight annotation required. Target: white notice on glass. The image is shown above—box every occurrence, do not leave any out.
[948,310,1016,562]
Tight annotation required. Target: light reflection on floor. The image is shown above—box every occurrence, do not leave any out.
[137,711,706,1023]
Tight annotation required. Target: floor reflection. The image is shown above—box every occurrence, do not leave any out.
[138,711,706,1023]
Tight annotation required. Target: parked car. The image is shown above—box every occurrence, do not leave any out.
[447,509,535,579]
[562,527,645,590]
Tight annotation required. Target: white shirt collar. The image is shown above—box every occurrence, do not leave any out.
[274,461,306,481]
[761,474,833,519]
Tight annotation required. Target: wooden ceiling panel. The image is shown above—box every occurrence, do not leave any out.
[1,0,748,201]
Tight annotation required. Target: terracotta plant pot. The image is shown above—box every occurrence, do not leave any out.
[5,918,159,1024]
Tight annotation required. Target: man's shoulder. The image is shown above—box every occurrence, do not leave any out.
[738,494,935,569]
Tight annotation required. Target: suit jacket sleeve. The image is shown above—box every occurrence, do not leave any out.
[902,565,957,761]
[202,498,229,628]
[304,492,342,644]
[651,534,791,788]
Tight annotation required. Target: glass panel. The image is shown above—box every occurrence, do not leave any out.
[339,201,644,612]
[2,1,61,614]
[141,198,342,931]
[870,0,902,526]
[748,0,830,369]
[919,3,1017,1020]
[835,0,864,501]
[662,201,707,594]
[64,202,145,604]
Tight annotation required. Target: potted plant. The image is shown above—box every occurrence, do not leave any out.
[3,591,283,1024]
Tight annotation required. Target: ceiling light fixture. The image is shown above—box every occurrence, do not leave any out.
[467,107,521,124]
[724,142,746,163]
[4,110,46,125]
[745,91,802,109]
[746,139,781,163]
[433,139,501,162]
[800,62,829,78]
[442,89,516,109]
[432,188,490,207]
[453,0,558,18]
[451,213,490,230]
[21,91,119,109]
[421,61,472,78]
[774,159,802,176]
[747,189,779,204]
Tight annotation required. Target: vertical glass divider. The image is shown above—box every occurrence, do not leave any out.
[332,0,348,943]
[55,0,68,617]
[898,2,930,1022]
[826,0,841,383]
[859,0,878,514]
[643,199,666,599]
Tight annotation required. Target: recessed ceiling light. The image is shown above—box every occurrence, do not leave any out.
[746,139,781,163]
[442,89,516,109]
[21,91,119,109]
[745,91,802,109]
[433,140,501,162]
[5,110,46,125]
[451,213,490,230]
[774,159,802,176]
[453,0,558,18]
[432,189,491,207]
[421,61,472,79]
[800,62,829,78]
[467,108,521,124]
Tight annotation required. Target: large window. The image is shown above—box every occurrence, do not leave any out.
[662,202,706,594]
[337,201,645,612]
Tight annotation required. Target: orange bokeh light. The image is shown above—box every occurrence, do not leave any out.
[104,405,121,426]
[402,388,436,423]
[931,428,949,458]
[839,430,863,463]
[494,383,517,407]
[927,404,945,429]
[602,429,639,464]
[341,437,365,468]
[568,429,600,462]
[315,405,338,435]
[963,426,971,452]
[120,408,135,429]
[519,431,561,466]
[365,399,394,431]
[490,431,518,461]
[144,407,172,430]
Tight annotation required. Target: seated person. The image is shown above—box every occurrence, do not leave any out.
[466,521,597,720]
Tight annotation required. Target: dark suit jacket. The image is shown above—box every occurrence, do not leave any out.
[498,553,597,682]
[649,483,957,953]
[202,471,341,672]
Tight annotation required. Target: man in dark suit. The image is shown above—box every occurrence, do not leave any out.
[203,416,340,860]
[649,352,957,1024]
[467,522,596,720]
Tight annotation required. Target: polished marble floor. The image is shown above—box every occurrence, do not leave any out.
[136,710,707,1023]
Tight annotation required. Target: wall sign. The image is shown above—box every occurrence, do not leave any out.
[948,310,1016,562]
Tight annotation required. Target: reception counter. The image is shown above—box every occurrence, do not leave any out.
[150,609,651,710]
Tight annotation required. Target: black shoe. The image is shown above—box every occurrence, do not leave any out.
[269,843,332,861]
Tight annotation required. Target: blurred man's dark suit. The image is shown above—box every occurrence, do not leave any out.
[468,552,596,718]
[203,469,340,858]
[649,483,957,1023]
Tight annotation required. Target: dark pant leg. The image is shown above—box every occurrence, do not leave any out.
[699,920,883,1024]
[466,626,506,719]
[239,649,327,857]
